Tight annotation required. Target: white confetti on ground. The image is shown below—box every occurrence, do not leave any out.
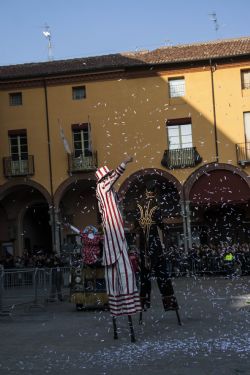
[2,335,249,372]
[91,336,250,366]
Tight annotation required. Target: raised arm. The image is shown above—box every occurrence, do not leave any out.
[65,224,80,234]
[108,155,133,188]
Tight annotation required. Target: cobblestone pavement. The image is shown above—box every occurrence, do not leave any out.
[0,276,250,375]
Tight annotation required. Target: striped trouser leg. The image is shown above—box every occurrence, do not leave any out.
[105,251,141,316]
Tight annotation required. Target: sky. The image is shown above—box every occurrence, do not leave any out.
[0,0,250,66]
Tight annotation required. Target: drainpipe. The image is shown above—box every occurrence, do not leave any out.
[209,59,219,162]
[43,80,57,254]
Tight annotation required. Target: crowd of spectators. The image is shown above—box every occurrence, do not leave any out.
[0,250,66,269]
[1,242,250,276]
[165,242,250,276]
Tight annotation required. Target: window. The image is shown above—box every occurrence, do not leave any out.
[168,77,185,98]
[167,118,192,150]
[162,118,201,169]
[244,112,250,142]
[69,123,96,172]
[244,112,250,159]
[4,130,33,176]
[72,86,86,100]
[236,112,250,164]
[9,92,22,106]
[72,124,91,157]
[241,70,250,89]
[9,130,28,160]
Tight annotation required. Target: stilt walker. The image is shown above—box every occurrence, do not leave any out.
[136,182,181,325]
[95,156,141,342]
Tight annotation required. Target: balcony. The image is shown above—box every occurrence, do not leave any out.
[236,143,250,166]
[68,151,97,173]
[3,156,34,177]
[161,147,202,169]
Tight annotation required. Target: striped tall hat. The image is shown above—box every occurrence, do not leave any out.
[95,166,112,181]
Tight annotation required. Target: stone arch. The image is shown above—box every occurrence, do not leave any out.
[0,180,52,256]
[119,168,184,242]
[54,172,96,208]
[183,163,250,245]
[0,179,51,205]
[55,173,99,242]
[184,162,250,203]
[119,167,183,200]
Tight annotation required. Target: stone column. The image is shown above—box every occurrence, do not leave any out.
[54,208,62,256]
[180,200,188,253]
[49,206,61,255]
[185,200,192,250]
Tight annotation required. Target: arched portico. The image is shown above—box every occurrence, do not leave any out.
[0,179,52,204]
[0,180,52,257]
[54,172,96,208]
[184,162,250,202]
[119,167,183,199]
[183,163,250,245]
[119,168,185,249]
[54,173,99,251]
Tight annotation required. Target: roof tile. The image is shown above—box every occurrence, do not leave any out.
[1,37,250,80]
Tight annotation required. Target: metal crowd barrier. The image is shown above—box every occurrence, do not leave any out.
[167,256,250,277]
[0,259,248,316]
[0,267,70,316]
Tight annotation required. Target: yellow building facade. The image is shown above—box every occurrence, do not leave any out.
[0,37,250,256]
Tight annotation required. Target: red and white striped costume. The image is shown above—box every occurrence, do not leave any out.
[96,163,141,316]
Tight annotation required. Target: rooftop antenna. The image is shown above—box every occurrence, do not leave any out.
[209,12,220,34]
[42,24,53,61]
[164,40,171,47]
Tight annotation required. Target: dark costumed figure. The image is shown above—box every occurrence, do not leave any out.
[136,182,181,325]
[95,156,141,342]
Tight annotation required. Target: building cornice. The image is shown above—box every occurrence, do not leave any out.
[1,55,250,90]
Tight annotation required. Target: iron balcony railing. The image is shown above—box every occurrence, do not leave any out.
[3,156,34,177]
[68,151,97,173]
[236,142,250,166]
[161,147,202,169]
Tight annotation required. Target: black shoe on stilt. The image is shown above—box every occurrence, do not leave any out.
[128,315,136,343]
[162,295,182,325]
[162,295,179,311]
[140,295,151,311]
[112,316,118,339]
